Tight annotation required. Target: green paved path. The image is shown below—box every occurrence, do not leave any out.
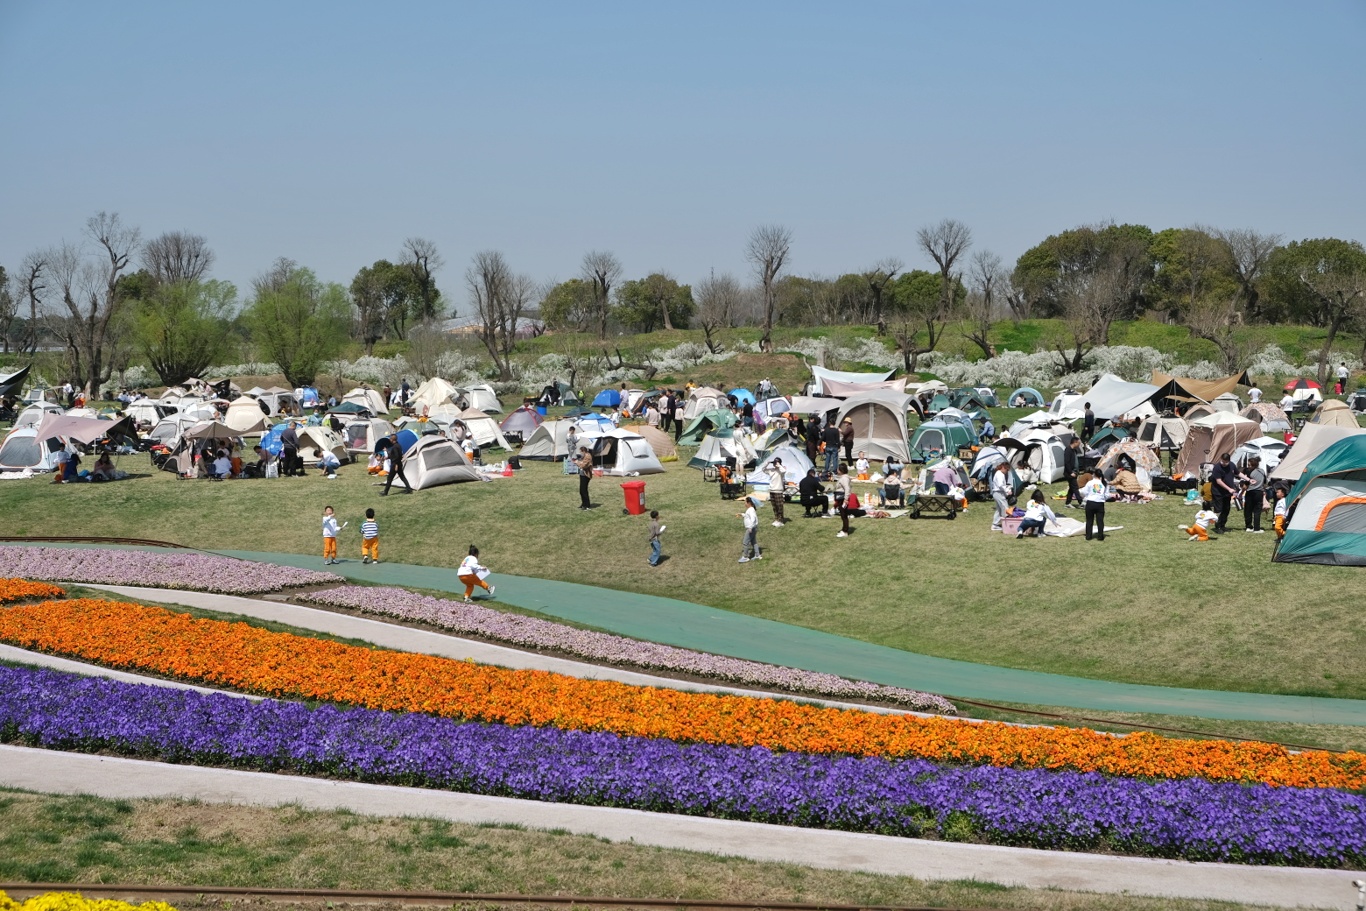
[218,549,1366,726]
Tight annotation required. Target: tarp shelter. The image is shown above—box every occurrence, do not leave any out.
[678,408,739,445]
[183,420,241,442]
[591,388,622,408]
[1006,387,1045,407]
[1311,399,1361,429]
[342,387,388,415]
[594,428,665,475]
[622,424,678,461]
[1083,374,1161,421]
[35,413,137,447]
[404,435,482,489]
[688,431,757,470]
[452,407,512,450]
[749,444,814,485]
[809,366,896,396]
[1242,403,1292,434]
[728,388,756,407]
[1172,411,1260,477]
[411,377,458,411]
[1212,392,1243,413]
[818,377,907,398]
[223,396,271,433]
[1150,370,1252,405]
[1134,415,1189,452]
[681,386,728,421]
[499,407,543,439]
[455,383,502,414]
[834,391,914,462]
[1274,436,1366,565]
[1270,423,1366,481]
[0,365,31,397]
[295,426,350,465]
[909,418,977,462]
[342,419,395,454]
[0,427,63,472]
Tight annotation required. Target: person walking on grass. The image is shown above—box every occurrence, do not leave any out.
[990,461,1012,531]
[1081,472,1107,541]
[738,496,762,563]
[834,462,855,538]
[321,505,344,565]
[648,510,665,566]
[379,431,413,496]
[1082,402,1096,445]
[360,508,380,564]
[458,545,495,602]
[766,457,787,527]
[574,445,594,509]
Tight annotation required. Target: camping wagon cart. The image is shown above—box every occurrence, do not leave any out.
[904,491,958,519]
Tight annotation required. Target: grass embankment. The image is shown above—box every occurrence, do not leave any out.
[3,424,1362,708]
[0,791,1284,911]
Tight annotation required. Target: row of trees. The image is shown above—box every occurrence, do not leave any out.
[6,214,1364,391]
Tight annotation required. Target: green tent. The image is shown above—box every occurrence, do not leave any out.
[909,418,978,462]
[677,408,737,445]
[1274,436,1366,566]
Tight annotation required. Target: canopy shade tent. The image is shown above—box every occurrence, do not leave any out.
[35,413,137,446]
[1269,423,1366,481]
[809,365,896,395]
[833,390,913,462]
[1274,436,1366,565]
[182,420,242,442]
[1083,374,1161,421]
[1150,370,1252,405]
[818,377,907,398]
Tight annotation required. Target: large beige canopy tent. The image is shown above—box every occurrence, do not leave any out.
[809,365,896,395]
[833,390,913,462]
[1171,412,1260,477]
[1150,369,1252,405]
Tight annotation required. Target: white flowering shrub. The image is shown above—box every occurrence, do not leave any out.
[203,362,281,379]
[1087,346,1172,380]
[1166,360,1227,380]
[324,355,411,386]
[1246,345,1302,378]
[114,365,156,389]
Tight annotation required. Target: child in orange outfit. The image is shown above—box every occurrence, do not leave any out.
[361,508,380,564]
[1179,501,1217,541]
[458,544,494,603]
[321,505,342,565]
[1272,488,1288,540]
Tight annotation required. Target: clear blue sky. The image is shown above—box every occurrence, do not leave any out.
[2,0,1363,316]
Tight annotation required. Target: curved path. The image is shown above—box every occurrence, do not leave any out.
[213,548,1366,726]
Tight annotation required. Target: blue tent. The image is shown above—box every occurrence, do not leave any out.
[592,389,622,408]
[372,428,419,455]
[1006,387,1045,407]
[260,423,287,456]
[299,386,321,407]
[728,388,757,406]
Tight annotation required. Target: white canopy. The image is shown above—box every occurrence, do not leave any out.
[1084,374,1160,421]
[809,365,896,395]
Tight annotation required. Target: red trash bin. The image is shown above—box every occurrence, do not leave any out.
[621,480,647,515]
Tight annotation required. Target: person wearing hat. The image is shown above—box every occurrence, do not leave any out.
[738,495,762,563]
[379,430,413,496]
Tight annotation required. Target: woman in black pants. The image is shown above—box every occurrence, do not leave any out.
[574,446,593,509]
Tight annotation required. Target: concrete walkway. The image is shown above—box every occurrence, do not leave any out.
[0,745,1357,910]
[212,548,1366,725]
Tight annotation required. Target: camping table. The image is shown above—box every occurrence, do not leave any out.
[905,493,959,520]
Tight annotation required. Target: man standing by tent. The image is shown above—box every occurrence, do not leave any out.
[821,420,841,476]
[1209,452,1239,534]
[280,421,302,477]
[574,445,594,509]
[1063,437,1082,508]
[1081,472,1107,541]
[378,431,413,496]
[1082,402,1096,445]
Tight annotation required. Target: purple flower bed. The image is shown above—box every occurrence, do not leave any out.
[0,546,341,594]
[302,585,956,714]
[3,664,1362,867]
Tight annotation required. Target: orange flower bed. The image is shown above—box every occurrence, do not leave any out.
[2,598,1363,790]
[0,579,65,604]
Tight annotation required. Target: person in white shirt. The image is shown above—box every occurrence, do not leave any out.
[990,462,1012,530]
[738,496,762,562]
[1180,501,1218,542]
[1081,473,1108,541]
[1016,490,1059,538]
[212,450,232,479]
[1248,385,1262,404]
[855,451,871,479]
[766,458,788,527]
[457,545,494,602]
[1279,392,1296,411]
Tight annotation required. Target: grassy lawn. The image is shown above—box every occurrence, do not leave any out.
[0,791,1280,911]
[3,428,1363,708]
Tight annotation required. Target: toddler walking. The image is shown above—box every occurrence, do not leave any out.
[361,508,380,564]
[1179,501,1218,542]
[458,545,495,602]
[322,505,344,565]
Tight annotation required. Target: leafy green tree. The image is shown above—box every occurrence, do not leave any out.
[134,279,237,385]
[888,269,960,371]
[1148,227,1239,321]
[1012,223,1155,318]
[614,273,696,332]
[248,259,350,388]
[540,278,595,331]
[1263,238,1366,384]
[350,260,419,354]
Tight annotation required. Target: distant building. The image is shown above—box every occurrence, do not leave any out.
[442,315,545,340]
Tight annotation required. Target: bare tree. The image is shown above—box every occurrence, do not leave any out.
[1051,257,1138,372]
[963,250,1003,358]
[1185,294,1252,373]
[17,252,47,354]
[402,237,445,322]
[467,250,530,381]
[917,218,972,320]
[142,231,214,285]
[745,225,792,352]
[1213,227,1281,322]
[862,257,902,334]
[581,250,622,339]
[694,271,741,353]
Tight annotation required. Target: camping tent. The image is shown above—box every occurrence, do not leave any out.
[1048,392,1085,421]
[499,407,543,440]
[404,435,482,489]
[253,388,298,417]
[454,383,502,413]
[678,408,739,445]
[749,443,814,485]
[1270,423,1366,481]
[1134,415,1189,452]
[751,426,798,459]
[519,420,574,460]
[410,377,458,411]
[1096,438,1162,476]
[1310,399,1361,429]
[123,401,176,427]
[342,387,388,415]
[688,430,757,470]
[0,427,63,472]
[1349,390,1366,413]
[681,386,729,420]
[809,365,896,395]
[622,424,678,461]
[591,388,622,408]
[14,402,62,430]
[1000,429,1068,483]
[1171,411,1260,477]
[1241,403,1292,434]
[296,426,350,465]
[1232,436,1289,471]
[968,446,1023,497]
[728,388,756,407]
[1083,374,1161,421]
[452,407,512,451]
[909,417,977,462]
[594,428,665,475]
[753,396,792,425]
[342,419,395,455]
[1273,436,1366,565]
[834,391,914,462]
[1212,392,1243,413]
[1285,378,1323,404]
[223,396,271,433]
[1005,387,1045,407]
